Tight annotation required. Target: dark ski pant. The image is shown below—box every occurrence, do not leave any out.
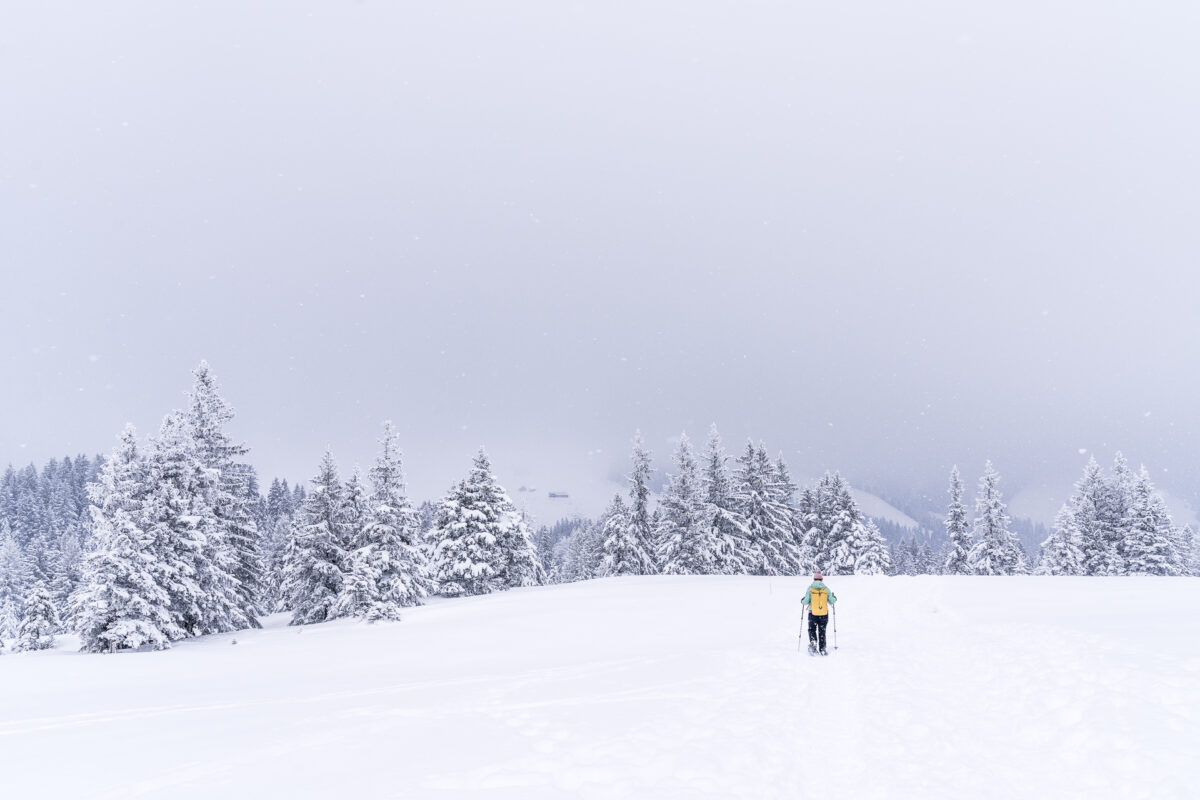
[808,612,829,652]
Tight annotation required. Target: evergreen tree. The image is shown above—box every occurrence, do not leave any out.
[734,441,801,575]
[427,449,541,596]
[890,538,913,576]
[337,422,430,620]
[1179,525,1198,577]
[769,456,806,569]
[260,515,292,612]
[495,502,545,590]
[943,466,972,575]
[341,468,368,554]
[842,518,891,575]
[657,433,710,574]
[15,581,60,651]
[75,426,178,652]
[698,425,751,575]
[1123,468,1178,576]
[801,473,858,573]
[266,478,293,521]
[1070,457,1111,575]
[919,541,937,575]
[142,412,242,637]
[282,451,348,624]
[50,527,84,619]
[533,525,559,582]
[0,520,28,638]
[1036,505,1085,576]
[967,462,1025,575]
[598,493,653,577]
[625,432,658,574]
[824,475,864,575]
[291,483,308,513]
[564,521,604,581]
[1106,452,1136,572]
[185,363,264,627]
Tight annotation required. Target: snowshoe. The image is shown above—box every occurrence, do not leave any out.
[808,643,818,656]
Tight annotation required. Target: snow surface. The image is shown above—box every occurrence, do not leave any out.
[3,576,1198,799]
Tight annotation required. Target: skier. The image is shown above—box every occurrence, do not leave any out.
[802,570,836,655]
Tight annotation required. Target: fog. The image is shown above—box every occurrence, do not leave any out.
[2,2,1198,518]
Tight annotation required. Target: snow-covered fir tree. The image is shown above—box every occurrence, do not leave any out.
[800,473,849,573]
[943,466,972,575]
[51,529,84,623]
[822,474,860,575]
[966,462,1025,575]
[891,537,939,576]
[1123,467,1180,576]
[561,521,604,582]
[890,539,914,575]
[282,450,348,624]
[533,524,560,581]
[260,477,295,607]
[1179,525,1198,577]
[657,433,711,574]
[842,518,892,575]
[624,432,658,574]
[15,581,60,652]
[798,471,887,576]
[697,425,751,575]
[769,456,806,569]
[341,468,368,554]
[185,363,264,627]
[0,520,27,638]
[336,422,430,621]
[141,412,244,637]
[427,449,543,597]
[260,515,292,612]
[496,503,546,590]
[266,478,294,521]
[1036,505,1085,576]
[1068,457,1120,576]
[734,442,800,575]
[598,493,654,577]
[74,426,179,652]
[1106,452,1136,572]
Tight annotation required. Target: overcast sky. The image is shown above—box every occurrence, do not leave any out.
[2,1,1198,513]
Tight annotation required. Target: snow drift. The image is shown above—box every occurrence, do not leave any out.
[2,575,1197,799]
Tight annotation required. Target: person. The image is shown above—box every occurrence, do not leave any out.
[802,570,836,655]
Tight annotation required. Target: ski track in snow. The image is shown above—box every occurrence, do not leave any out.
[2,576,1198,799]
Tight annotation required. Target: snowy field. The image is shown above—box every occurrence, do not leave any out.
[3,576,1198,799]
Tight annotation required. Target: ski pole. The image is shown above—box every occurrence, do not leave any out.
[799,608,805,651]
[832,604,838,651]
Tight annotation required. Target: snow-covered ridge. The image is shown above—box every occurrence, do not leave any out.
[4,575,1195,798]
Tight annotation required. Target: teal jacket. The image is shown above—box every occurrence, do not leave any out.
[803,580,837,608]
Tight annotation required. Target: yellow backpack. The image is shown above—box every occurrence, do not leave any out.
[810,586,829,616]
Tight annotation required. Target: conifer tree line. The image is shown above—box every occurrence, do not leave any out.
[538,444,1200,583]
[0,364,547,652]
[1032,454,1195,577]
[536,426,893,583]
[0,453,101,645]
[929,456,1196,577]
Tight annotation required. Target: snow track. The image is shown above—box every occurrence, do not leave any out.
[2,576,1197,799]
